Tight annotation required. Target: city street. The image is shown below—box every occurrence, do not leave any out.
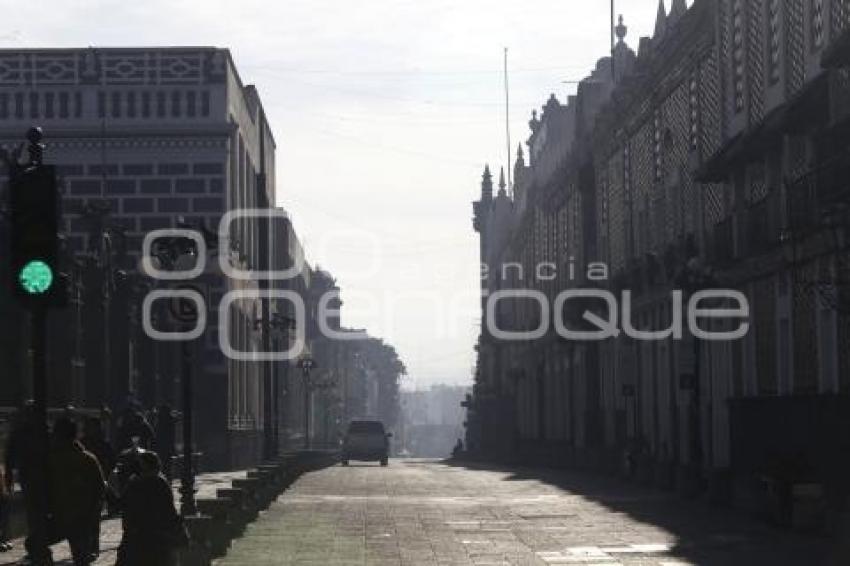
[216,460,830,566]
[2,1,850,564]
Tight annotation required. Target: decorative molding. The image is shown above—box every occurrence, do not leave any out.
[0,136,228,151]
[0,48,229,87]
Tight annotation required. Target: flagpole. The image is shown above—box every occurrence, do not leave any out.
[504,46,512,195]
[611,0,616,80]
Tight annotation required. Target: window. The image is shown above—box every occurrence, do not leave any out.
[58,92,69,118]
[838,0,850,34]
[812,0,825,50]
[97,91,106,118]
[14,93,23,119]
[689,75,699,150]
[142,92,151,117]
[639,201,650,255]
[186,91,196,117]
[171,91,181,117]
[0,93,8,119]
[127,91,136,117]
[44,92,54,118]
[29,92,38,118]
[732,0,745,111]
[74,93,82,118]
[820,301,837,390]
[156,92,166,117]
[653,111,662,183]
[201,91,210,116]
[779,318,791,393]
[768,0,781,83]
[110,91,121,118]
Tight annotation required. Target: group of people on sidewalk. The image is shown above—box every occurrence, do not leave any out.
[2,402,188,566]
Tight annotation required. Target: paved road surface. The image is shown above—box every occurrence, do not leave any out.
[216,459,834,566]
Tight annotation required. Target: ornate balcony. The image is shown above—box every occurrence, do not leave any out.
[745,194,781,256]
[712,216,735,267]
[786,149,850,234]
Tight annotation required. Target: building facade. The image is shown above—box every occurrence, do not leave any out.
[0,47,275,468]
[468,0,850,523]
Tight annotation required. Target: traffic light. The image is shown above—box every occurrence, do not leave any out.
[8,163,61,307]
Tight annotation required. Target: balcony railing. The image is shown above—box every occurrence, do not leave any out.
[746,194,780,255]
[713,216,735,266]
[786,150,850,233]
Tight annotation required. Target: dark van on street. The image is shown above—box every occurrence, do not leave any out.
[342,420,391,466]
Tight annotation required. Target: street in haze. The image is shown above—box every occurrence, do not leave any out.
[2,0,850,564]
[216,460,827,566]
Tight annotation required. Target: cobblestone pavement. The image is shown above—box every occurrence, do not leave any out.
[217,460,834,566]
[0,470,247,565]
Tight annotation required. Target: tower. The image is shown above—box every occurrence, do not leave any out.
[654,0,668,39]
[612,15,636,82]
[482,164,493,201]
[670,0,687,22]
[498,167,507,197]
[514,144,525,188]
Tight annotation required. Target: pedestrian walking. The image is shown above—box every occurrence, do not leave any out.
[115,407,154,452]
[80,417,115,557]
[108,443,145,513]
[451,438,464,459]
[49,417,106,566]
[6,402,53,565]
[116,451,188,566]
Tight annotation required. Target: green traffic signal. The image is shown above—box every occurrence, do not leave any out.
[18,260,54,295]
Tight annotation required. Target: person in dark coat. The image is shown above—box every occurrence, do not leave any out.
[108,443,145,513]
[5,402,53,565]
[116,451,187,566]
[49,417,106,566]
[153,405,176,481]
[115,408,154,452]
[80,417,115,557]
[81,417,116,484]
[0,464,12,551]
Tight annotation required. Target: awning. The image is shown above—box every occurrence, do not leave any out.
[695,72,829,183]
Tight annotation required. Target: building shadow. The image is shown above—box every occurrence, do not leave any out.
[442,458,841,566]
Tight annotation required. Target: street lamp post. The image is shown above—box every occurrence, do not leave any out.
[149,230,205,516]
[70,259,86,403]
[81,199,122,409]
[179,332,196,515]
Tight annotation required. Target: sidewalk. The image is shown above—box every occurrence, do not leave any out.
[0,471,248,566]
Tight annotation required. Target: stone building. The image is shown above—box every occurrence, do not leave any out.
[0,47,276,469]
[693,0,850,511]
[591,0,719,491]
[469,15,635,467]
[469,0,850,520]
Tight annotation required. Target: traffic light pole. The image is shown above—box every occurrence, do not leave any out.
[31,306,47,442]
[29,305,52,562]
[4,128,61,562]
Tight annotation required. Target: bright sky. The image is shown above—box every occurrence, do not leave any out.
[3,0,671,388]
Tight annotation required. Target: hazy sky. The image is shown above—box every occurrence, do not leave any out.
[3,0,670,389]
